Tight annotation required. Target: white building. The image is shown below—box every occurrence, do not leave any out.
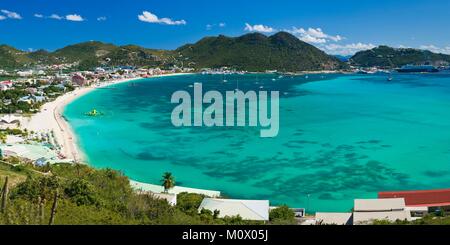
[352,198,412,225]
[198,198,269,221]
[315,212,353,225]
[151,193,177,206]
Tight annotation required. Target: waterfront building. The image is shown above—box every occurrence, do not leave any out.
[198,198,269,221]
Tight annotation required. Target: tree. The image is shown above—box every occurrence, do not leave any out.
[1,177,9,213]
[161,172,175,193]
[176,192,204,215]
[269,205,296,224]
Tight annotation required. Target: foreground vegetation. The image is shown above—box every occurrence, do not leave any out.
[0,161,296,225]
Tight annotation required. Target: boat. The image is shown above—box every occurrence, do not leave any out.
[85,109,103,117]
[396,65,439,73]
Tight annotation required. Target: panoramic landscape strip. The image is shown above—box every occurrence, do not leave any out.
[1,0,450,229]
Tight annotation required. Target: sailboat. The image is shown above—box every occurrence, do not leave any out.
[235,79,240,92]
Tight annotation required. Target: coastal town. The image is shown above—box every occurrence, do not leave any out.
[2,59,450,225]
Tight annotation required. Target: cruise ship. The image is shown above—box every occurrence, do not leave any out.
[396,65,439,73]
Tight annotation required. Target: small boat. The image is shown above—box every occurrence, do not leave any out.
[387,77,393,81]
[272,78,276,81]
[85,109,103,117]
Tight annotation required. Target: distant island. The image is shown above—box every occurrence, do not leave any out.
[350,45,450,68]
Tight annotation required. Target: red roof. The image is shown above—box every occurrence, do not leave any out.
[378,188,450,207]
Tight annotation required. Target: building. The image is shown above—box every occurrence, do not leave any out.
[72,74,88,86]
[352,198,411,225]
[198,198,269,221]
[379,188,450,215]
[315,213,352,225]
[151,193,177,206]
[0,80,13,91]
[0,114,22,128]
[313,198,413,225]
[379,189,450,208]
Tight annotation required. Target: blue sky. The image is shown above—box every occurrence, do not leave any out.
[1,0,450,55]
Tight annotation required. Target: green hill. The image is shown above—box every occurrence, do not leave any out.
[177,32,344,72]
[350,45,450,68]
[1,33,345,71]
[0,45,33,69]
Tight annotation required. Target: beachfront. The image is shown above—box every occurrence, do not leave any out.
[20,77,140,162]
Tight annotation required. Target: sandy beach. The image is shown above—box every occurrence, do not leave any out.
[20,73,194,163]
[21,77,141,162]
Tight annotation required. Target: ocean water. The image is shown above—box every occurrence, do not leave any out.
[64,73,450,212]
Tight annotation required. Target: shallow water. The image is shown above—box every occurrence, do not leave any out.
[64,73,450,212]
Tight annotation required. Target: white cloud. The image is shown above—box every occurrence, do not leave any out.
[419,45,450,55]
[286,27,343,44]
[138,11,186,25]
[1,9,22,19]
[34,14,44,18]
[0,15,5,21]
[244,23,275,33]
[206,22,226,30]
[322,43,376,56]
[66,14,84,22]
[97,16,107,21]
[49,14,63,20]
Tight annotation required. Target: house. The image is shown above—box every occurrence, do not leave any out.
[25,87,38,95]
[379,188,450,215]
[151,193,177,206]
[0,114,21,124]
[18,95,46,104]
[0,80,13,91]
[198,198,269,221]
[352,198,411,225]
[34,157,48,167]
[315,213,352,225]
[72,74,89,86]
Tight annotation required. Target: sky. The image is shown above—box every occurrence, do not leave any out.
[1,0,450,55]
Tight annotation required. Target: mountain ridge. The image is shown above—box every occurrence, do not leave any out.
[350,45,450,68]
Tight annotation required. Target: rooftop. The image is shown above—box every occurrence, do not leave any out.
[379,188,450,207]
[198,198,269,221]
[354,198,406,212]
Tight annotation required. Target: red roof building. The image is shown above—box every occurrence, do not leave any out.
[379,189,450,207]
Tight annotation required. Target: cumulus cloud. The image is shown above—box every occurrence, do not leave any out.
[138,11,186,25]
[34,14,44,18]
[244,23,275,33]
[420,45,450,55]
[1,9,22,19]
[322,43,376,56]
[97,16,107,21]
[286,27,342,44]
[49,14,63,20]
[66,14,84,22]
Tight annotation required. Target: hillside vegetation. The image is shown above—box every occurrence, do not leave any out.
[0,161,296,225]
[350,45,450,68]
[1,32,346,72]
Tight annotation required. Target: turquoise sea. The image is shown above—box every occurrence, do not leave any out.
[64,73,450,212]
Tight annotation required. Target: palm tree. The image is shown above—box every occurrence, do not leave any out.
[161,172,175,193]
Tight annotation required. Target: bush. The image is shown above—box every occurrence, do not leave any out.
[64,178,98,206]
[176,192,204,215]
[269,205,296,224]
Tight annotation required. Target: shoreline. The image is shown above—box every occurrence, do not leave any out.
[21,72,194,163]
